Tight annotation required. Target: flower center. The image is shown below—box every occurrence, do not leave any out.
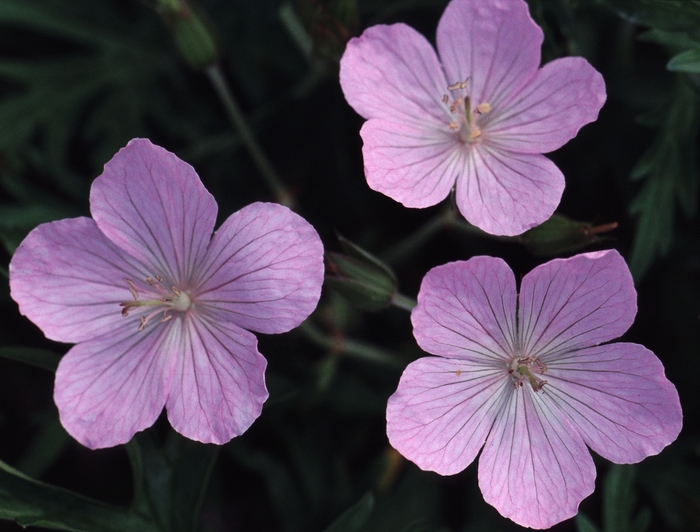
[442,78,492,144]
[119,276,193,331]
[508,356,548,392]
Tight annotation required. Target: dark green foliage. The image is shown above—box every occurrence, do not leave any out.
[0,0,698,531]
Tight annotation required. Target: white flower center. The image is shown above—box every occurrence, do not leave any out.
[119,276,193,331]
[508,355,548,392]
[442,78,492,144]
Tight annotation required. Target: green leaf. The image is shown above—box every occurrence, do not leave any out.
[602,464,650,532]
[0,346,61,372]
[0,458,155,531]
[323,493,375,532]
[638,28,700,48]
[602,0,700,43]
[0,0,168,187]
[628,79,700,278]
[668,47,700,72]
[576,513,601,532]
[127,431,219,532]
[15,414,71,478]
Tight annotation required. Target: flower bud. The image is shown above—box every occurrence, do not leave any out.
[157,0,219,69]
[294,0,359,63]
[325,236,397,311]
[519,214,618,256]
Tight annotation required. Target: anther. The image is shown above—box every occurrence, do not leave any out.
[124,278,138,300]
[447,78,469,91]
[476,102,491,114]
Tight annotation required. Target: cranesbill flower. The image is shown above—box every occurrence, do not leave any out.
[9,139,324,449]
[339,0,606,236]
[387,250,681,529]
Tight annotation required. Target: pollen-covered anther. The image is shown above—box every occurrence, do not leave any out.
[476,102,491,114]
[447,78,469,91]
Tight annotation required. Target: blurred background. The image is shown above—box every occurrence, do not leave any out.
[0,0,698,530]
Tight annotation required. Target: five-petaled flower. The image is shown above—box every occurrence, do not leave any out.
[387,250,681,529]
[339,0,606,236]
[9,139,324,449]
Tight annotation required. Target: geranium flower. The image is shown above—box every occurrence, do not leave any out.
[339,0,606,236]
[9,139,324,449]
[387,250,681,528]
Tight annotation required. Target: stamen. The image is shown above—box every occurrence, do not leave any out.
[447,78,469,91]
[119,276,192,331]
[124,278,138,300]
[509,356,548,392]
[443,78,488,141]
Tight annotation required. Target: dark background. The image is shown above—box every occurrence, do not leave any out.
[0,0,698,531]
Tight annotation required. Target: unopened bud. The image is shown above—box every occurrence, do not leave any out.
[519,214,618,256]
[157,0,219,69]
[292,0,359,62]
[325,235,397,311]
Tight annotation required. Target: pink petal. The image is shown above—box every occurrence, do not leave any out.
[479,387,595,529]
[455,147,564,236]
[90,138,217,286]
[386,356,506,475]
[339,23,449,124]
[361,119,459,208]
[412,258,517,364]
[436,0,542,110]
[9,217,151,344]
[518,250,637,360]
[195,203,323,334]
[54,322,171,449]
[165,313,268,444]
[544,343,682,463]
[487,57,606,153]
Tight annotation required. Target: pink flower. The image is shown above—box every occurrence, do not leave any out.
[9,139,324,449]
[339,0,606,236]
[387,250,681,529]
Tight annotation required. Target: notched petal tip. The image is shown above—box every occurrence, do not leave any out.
[54,324,170,449]
[197,201,324,335]
[90,138,218,282]
[165,319,269,445]
[386,356,505,476]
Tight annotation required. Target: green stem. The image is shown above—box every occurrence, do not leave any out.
[391,292,416,312]
[204,63,294,208]
[298,321,403,369]
[381,209,454,265]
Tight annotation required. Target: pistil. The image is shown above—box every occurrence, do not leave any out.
[509,356,548,392]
